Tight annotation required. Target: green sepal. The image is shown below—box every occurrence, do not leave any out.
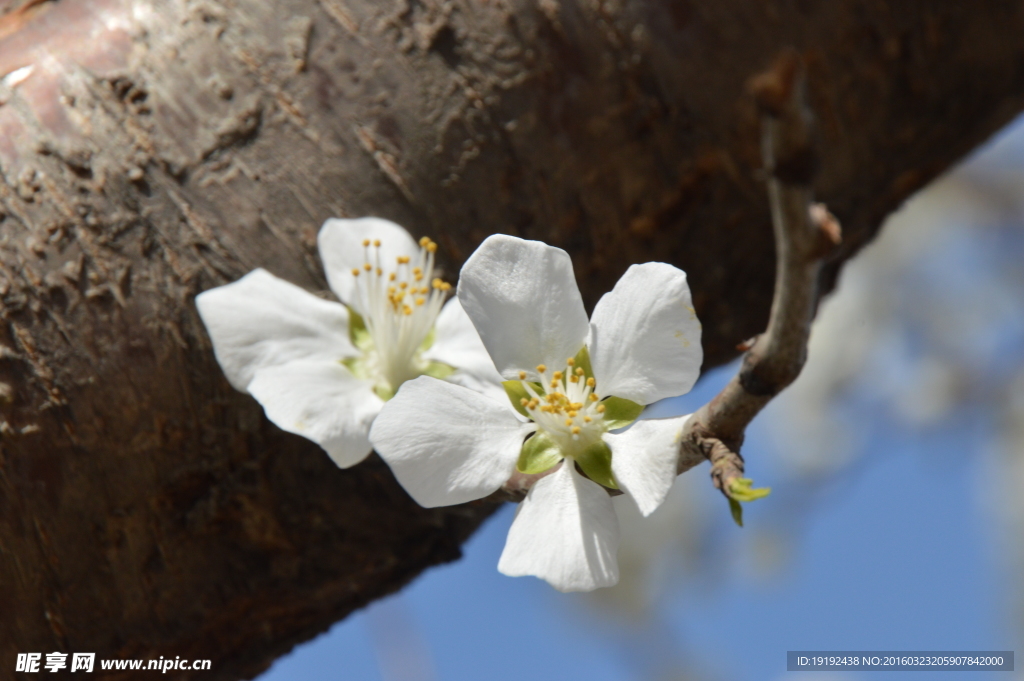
[726,478,771,528]
[503,380,543,418]
[728,477,772,502]
[341,356,369,381]
[347,308,373,352]
[600,396,644,429]
[575,440,618,489]
[729,498,744,527]
[419,325,436,352]
[423,361,456,380]
[517,431,563,475]
[572,346,594,380]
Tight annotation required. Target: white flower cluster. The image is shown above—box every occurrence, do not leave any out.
[197,218,702,592]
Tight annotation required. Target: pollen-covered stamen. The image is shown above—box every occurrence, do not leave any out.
[349,236,451,392]
[517,356,608,455]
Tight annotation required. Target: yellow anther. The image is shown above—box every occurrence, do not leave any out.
[412,267,422,276]
[568,411,578,418]
[351,268,360,277]
[565,419,573,426]
[552,371,563,380]
[571,403,582,410]
[362,238,371,247]
[520,398,529,407]
[416,297,425,305]
[575,367,585,376]
[397,255,411,265]
[419,236,431,247]
[569,376,579,384]
[363,262,372,271]
[596,404,606,413]
[566,358,575,366]
[519,371,526,380]
[536,365,546,374]
[403,305,413,315]
[584,416,592,423]
[376,267,382,276]
[400,282,408,290]
[426,242,437,253]
[373,239,381,247]
[389,273,397,281]
[589,393,599,402]
[550,380,559,389]
[571,426,581,435]
[587,377,596,387]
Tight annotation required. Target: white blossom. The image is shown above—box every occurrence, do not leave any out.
[196,217,497,468]
[370,235,702,591]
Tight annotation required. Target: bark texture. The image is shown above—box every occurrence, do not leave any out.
[0,0,1022,678]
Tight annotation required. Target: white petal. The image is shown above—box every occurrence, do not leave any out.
[423,298,500,381]
[248,360,384,468]
[589,262,703,404]
[605,415,688,516]
[457,235,589,379]
[196,269,356,392]
[498,463,620,592]
[369,376,533,507]
[318,217,419,312]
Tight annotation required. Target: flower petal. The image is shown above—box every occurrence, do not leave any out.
[498,462,620,592]
[369,376,534,507]
[605,415,688,516]
[589,262,703,404]
[318,217,419,313]
[457,235,589,380]
[248,360,384,468]
[423,297,500,381]
[196,269,356,391]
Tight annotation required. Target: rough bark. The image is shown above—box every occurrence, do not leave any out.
[0,0,1022,678]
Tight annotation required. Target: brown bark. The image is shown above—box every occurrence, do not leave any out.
[0,0,1022,678]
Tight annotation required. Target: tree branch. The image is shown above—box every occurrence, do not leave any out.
[678,52,842,504]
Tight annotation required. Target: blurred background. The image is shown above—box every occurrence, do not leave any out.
[257,112,1024,681]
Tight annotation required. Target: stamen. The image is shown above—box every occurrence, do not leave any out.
[536,365,547,374]
[584,416,592,423]
[519,371,526,380]
[564,419,573,426]
[571,426,581,435]
[589,394,599,402]
[363,263,372,271]
[362,239,371,247]
[596,404,606,413]
[552,371,563,380]
[575,367,585,376]
[586,377,596,387]
[351,268,360,277]
[520,398,529,407]
[373,239,381,247]
[566,357,575,366]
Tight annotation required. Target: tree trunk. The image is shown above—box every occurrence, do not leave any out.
[0,0,1021,678]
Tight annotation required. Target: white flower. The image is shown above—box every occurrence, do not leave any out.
[370,235,703,591]
[195,217,498,468]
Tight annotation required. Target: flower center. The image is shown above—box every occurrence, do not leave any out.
[515,357,607,457]
[347,236,452,397]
